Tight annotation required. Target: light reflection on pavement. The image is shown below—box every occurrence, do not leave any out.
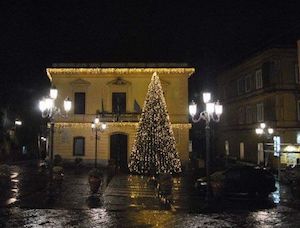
[1,163,300,227]
[2,207,300,227]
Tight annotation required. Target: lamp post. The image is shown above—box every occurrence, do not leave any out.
[189,92,223,200]
[13,119,23,152]
[255,123,274,166]
[39,85,72,168]
[91,116,107,168]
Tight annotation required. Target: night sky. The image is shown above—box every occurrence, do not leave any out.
[1,0,300,116]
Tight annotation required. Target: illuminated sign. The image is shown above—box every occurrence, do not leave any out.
[273,136,280,157]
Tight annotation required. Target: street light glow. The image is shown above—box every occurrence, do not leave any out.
[260,123,266,129]
[268,128,274,134]
[94,117,100,124]
[189,101,197,117]
[203,92,211,104]
[101,123,107,130]
[50,86,58,100]
[64,97,72,112]
[39,100,46,112]
[256,128,263,134]
[15,120,22,126]
[206,102,215,114]
[45,97,54,110]
[215,103,223,115]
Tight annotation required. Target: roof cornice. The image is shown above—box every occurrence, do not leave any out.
[46,67,195,80]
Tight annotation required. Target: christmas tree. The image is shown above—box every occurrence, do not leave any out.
[128,72,182,175]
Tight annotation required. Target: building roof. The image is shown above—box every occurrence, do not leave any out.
[51,62,191,68]
[47,63,195,80]
[217,47,297,79]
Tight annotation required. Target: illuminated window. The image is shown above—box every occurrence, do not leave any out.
[74,92,85,114]
[255,69,263,89]
[297,133,300,144]
[73,137,85,156]
[240,142,244,160]
[257,103,264,122]
[225,140,229,156]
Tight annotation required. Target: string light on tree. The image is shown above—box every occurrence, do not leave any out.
[128,72,182,175]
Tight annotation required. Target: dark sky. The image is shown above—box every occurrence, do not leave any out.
[1,0,300,113]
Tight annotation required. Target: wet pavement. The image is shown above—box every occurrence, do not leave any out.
[1,162,300,227]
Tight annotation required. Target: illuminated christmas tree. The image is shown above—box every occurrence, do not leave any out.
[128,72,182,175]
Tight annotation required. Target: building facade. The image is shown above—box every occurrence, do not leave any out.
[216,48,300,167]
[46,64,194,170]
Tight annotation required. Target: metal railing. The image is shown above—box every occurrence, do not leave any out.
[55,112,141,123]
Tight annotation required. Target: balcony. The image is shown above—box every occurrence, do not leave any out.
[55,112,141,123]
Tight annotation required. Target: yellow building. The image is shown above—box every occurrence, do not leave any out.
[46,63,194,170]
[216,48,300,167]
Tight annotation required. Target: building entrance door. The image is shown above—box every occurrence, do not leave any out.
[110,133,128,172]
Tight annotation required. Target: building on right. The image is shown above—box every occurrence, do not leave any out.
[216,47,300,168]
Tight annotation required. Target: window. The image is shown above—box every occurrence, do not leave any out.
[257,143,264,165]
[246,106,252,124]
[73,137,85,156]
[255,69,263,89]
[245,75,251,92]
[238,107,244,124]
[225,140,229,156]
[112,92,126,114]
[297,100,300,121]
[257,103,264,122]
[297,133,300,144]
[240,142,244,160]
[237,78,244,95]
[295,64,300,84]
[74,92,85,114]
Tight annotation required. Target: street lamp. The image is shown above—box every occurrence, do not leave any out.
[189,92,223,200]
[15,119,22,126]
[91,115,107,168]
[39,85,72,166]
[255,122,274,166]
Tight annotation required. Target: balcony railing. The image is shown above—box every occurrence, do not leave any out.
[55,112,141,123]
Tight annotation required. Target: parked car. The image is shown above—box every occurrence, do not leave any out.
[195,166,276,198]
[281,165,300,184]
[282,165,300,198]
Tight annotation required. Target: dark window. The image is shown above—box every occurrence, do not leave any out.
[297,100,300,121]
[73,137,85,156]
[237,78,244,95]
[226,80,237,98]
[74,92,85,114]
[255,69,263,89]
[112,93,126,114]
[262,62,271,86]
[245,75,251,92]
